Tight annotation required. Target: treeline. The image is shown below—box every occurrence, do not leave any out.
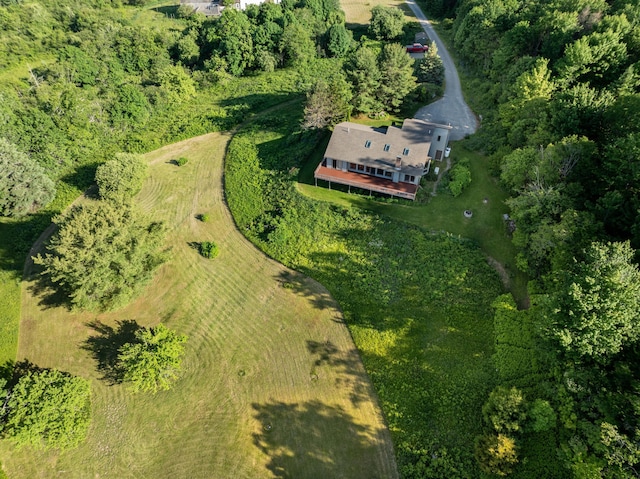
[438,0,640,476]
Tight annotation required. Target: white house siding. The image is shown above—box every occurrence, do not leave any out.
[428,127,449,161]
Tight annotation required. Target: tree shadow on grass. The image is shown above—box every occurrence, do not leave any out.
[82,320,142,384]
[276,270,341,315]
[252,400,392,479]
[306,340,377,407]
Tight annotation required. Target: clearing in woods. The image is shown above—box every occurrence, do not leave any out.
[1,132,398,478]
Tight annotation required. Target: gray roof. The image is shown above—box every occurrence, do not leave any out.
[324,119,448,176]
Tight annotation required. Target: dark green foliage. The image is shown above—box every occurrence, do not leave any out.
[326,23,352,58]
[34,201,167,312]
[199,241,219,259]
[529,399,556,433]
[448,160,472,197]
[3,369,91,450]
[176,157,189,166]
[369,5,405,41]
[198,213,210,222]
[345,44,382,114]
[224,137,266,230]
[95,153,148,203]
[0,138,55,217]
[416,42,444,85]
[544,241,640,361]
[377,43,417,113]
[118,324,187,393]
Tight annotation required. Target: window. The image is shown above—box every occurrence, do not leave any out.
[364,140,371,148]
[377,168,384,176]
[350,163,357,170]
[385,171,393,178]
[403,174,416,182]
[403,148,410,156]
[332,159,337,168]
[366,166,374,174]
[383,144,391,152]
[357,164,365,171]
[437,135,441,142]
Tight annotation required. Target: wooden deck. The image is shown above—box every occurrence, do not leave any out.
[314,165,418,200]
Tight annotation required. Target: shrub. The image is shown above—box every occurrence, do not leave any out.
[176,157,189,166]
[95,153,148,203]
[199,241,219,258]
[199,213,210,222]
[529,399,556,432]
[448,161,472,197]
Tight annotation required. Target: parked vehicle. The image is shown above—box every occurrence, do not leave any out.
[406,43,429,53]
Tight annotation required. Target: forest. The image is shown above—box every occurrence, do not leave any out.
[1,0,640,477]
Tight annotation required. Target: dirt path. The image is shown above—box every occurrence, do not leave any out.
[406,0,478,140]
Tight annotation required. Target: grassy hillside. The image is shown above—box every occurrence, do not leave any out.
[0,133,397,478]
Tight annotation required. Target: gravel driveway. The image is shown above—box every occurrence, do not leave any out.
[405,0,478,141]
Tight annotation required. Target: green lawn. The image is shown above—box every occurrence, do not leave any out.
[1,132,397,478]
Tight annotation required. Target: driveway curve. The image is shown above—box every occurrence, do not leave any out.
[406,0,477,141]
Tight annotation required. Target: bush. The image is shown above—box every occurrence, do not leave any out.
[176,157,189,166]
[199,241,219,258]
[95,153,148,203]
[529,399,556,432]
[199,213,210,222]
[448,160,472,197]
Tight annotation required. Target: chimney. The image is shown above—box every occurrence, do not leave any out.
[395,157,402,170]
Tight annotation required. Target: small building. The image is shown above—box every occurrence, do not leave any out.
[314,119,451,200]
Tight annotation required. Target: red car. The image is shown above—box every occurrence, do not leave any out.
[406,43,429,53]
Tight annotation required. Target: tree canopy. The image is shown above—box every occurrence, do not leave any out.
[369,5,405,41]
[95,153,148,203]
[0,138,55,217]
[118,324,188,393]
[34,201,167,312]
[2,369,91,450]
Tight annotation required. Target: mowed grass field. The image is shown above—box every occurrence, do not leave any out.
[0,133,398,478]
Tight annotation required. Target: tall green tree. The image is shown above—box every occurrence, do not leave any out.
[345,44,382,114]
[0,138,55,217]
[545,241,640,361]
[95,153,148,204]
[34,201,167,312]
[3,369,91,450]
[369,5,404,41]
[326,23,352,58]
[377,43,416,113]
[417,41,444,85]
[118,324,188,393]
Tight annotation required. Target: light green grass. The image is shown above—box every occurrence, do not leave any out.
[1,133,398,478]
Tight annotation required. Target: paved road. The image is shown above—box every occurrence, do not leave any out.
[406,0,477,141]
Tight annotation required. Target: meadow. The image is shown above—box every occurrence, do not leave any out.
[0,132,397,478]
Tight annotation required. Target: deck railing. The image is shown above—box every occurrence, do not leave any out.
[314,171,416,200]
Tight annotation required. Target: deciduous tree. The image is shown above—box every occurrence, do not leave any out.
[95,153,148,204]
[3,369,91,450]
[303,73,352,129]
[369,5,404,41]
[118,324,187,393]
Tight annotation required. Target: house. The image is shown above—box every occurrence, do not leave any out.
[314,119,451,200]
[179,0,279,15]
